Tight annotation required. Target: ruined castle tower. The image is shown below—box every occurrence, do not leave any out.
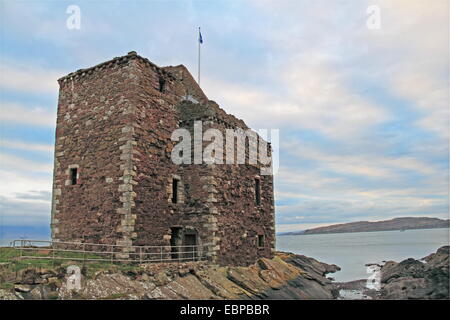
[50,51,275,266]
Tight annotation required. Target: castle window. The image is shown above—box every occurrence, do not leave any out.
[70,168,78,185]
[172,178,179,203]
[258,235,265,248]
[255,178,261,205]
[159,76,166,93]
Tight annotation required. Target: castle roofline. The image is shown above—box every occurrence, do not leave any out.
[58,51,210,105]
[57,51,259,138]
[58,51,175,84]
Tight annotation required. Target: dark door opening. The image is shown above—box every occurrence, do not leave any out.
[170,227,182,260]
[183,233,198,261]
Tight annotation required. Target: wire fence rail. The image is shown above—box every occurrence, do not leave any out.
[10,239,209,265]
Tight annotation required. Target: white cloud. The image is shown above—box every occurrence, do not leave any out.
[0,102,56,127]
[203,60,389,140]
[283,61,389,138]
[276,222,339,233]
[0,60,63,95]
[0,152,53,226]
[0,195,51,225]
[0,154,53,177]
[283,140,437,178]
[202,1,390,141]
[1,140,54,153]
[359,0,449,140]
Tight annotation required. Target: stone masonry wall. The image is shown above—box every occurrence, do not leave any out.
[51,55,141,245]
[194,109,275,266]
[173,99,275,266]
[126,57,218,262]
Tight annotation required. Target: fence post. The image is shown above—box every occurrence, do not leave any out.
[19,240,23,260]
[110,246,114,265]
[52,242,56,267]
[160,247,163,263]
[82,243,86,265]
[139,246,142,265]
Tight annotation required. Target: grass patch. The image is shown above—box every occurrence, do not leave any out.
[0,247,21,262]
[0,247,147,275]
[0,282,14,290]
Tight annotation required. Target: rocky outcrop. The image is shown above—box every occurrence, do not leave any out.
[0,289,19,300]
[0,252,340,300]
[379,246,449,299]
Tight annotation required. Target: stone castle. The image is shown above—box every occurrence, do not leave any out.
[50,51,275,266]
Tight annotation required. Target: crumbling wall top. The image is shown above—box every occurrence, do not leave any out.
[58,51,175,84]
[163,65,208,103]
[58,51,251,132]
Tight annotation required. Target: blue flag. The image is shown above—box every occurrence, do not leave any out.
[199,29,203,44]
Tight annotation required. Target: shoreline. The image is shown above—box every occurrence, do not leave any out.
[334,279,379,300]
[332,246,449,300]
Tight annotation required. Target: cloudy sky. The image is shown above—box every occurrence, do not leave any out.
[0,0,448,238]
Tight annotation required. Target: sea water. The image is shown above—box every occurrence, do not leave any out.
[276,228,450,282]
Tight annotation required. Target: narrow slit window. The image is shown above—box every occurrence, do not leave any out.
[172,178,179,203]
[159,76,166,92]
[258,235,265,248]
[255,178,261,205]
[70,168,78,185]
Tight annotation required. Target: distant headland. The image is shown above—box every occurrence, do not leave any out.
[278,217,450,236]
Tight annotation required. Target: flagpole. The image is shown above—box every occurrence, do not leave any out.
[198,27,201,86]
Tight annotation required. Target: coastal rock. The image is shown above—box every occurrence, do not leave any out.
[379,246,449,299]
[423,246,449,268]
[263,252,340,299]
[59,272,155,300]
[279,252,340,286]
[381,259,426,283]
[0,289,19,300]
[153,271,171,286]
[14,284,31,293]
[0,252,340,300]
[16,269,40,285]
[29,285,48,300]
